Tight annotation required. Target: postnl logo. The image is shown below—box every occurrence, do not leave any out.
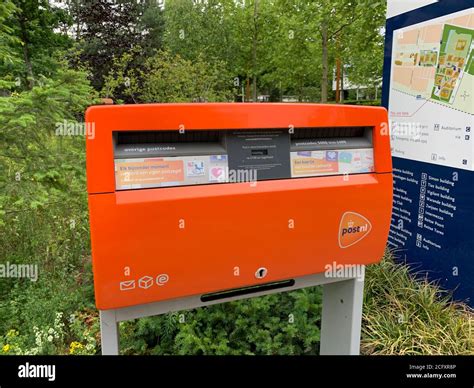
[338,212,372,248]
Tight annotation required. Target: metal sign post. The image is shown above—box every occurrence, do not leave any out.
[100,268,365,355]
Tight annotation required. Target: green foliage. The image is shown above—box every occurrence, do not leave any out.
[343,0,386,88]
[103,49,235,103]
[163,0,236,63]
[0,308,98,355]
[69,0,165,91]
[163,0,279,101]
[1,0,73,88]
[120,288,322,355]
[0,60,98,221]
[362,251,474,355]
[0,42,98,353]
[259,0,321,100]
[0,0,21,67]
[162,0,387,101]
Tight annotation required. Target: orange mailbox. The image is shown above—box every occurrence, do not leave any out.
[86,103,392,354]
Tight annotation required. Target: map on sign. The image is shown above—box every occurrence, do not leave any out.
[388,8,474,171]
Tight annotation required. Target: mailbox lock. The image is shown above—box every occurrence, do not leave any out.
[255,267,268,279]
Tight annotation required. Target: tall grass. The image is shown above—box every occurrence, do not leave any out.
[362,250,474,355]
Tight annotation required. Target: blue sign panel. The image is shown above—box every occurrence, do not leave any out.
[382,0,474,305]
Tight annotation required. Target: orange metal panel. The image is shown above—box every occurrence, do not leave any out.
[86,103,393,310]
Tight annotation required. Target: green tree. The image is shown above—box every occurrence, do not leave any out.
[343,0,386,94]
[260,0,321,101]
[0,0,20,70]
[68,0,165,91]
[162,0,385,103]
[0,62,97,210]
[163,0,277,102]
[103,49,235,103]
[268,0,384,102]
[228,0,275,101]
[1,0,72,90]
[163,0,236,64]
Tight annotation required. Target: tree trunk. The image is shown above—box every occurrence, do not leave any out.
[299,79,303,102]
[19,17,34,89]
[321,23,328,103]
[245,77,251,101]
[252,0,258,102]
[340,63,344,102]
[22,44,34,89]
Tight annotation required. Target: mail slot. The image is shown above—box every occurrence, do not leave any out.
[86,103,393,310]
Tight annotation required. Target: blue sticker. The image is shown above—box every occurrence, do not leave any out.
[297,151,312,157]
[210,155,227,162]
[339,152,352,163]
[326,151,338,162]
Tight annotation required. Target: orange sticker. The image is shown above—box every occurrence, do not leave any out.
[292,158,338,176]
[115,159,184,188]
[338,212,372,248]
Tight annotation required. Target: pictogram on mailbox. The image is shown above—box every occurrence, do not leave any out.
[86,103,392,311]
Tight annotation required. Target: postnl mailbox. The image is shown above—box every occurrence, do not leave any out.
[86,103,392,316]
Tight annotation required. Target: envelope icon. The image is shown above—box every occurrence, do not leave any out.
[120,280,135,291]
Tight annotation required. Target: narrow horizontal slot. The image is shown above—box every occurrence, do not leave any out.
[114,130,226,158]
[290,126,373,151]
[291,126,368,140]
[200,279,295,302]
[116,130,222,144]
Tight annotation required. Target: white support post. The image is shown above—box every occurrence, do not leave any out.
[320,267,365,355]
[100,310,120,355]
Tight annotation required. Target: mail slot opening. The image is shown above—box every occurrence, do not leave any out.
[113,126,376,190]
[115,129,223,145]
[290,126,369,140]
[200,279,295,302]
[290,126,373,149]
